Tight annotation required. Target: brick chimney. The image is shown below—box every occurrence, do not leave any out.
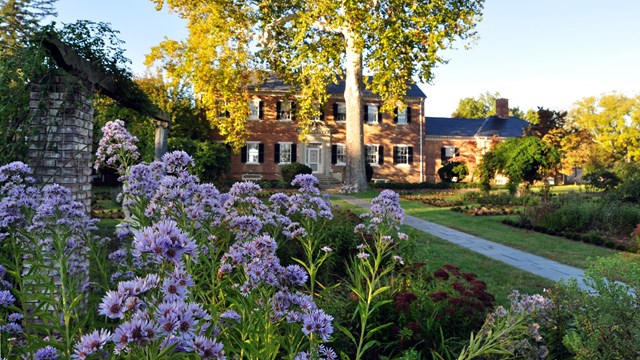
[495,98,509,117]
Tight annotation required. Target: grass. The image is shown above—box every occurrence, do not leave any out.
[332,198,555,306]
[344,190,618,269]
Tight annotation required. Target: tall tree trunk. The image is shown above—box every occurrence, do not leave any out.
[342,30,369,192]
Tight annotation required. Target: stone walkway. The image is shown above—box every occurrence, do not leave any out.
[335,195,590,290]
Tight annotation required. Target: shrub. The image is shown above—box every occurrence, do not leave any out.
[168,137,230,182]
[437,162,469,183]
[280,162,312,186]
[583,167,619,191]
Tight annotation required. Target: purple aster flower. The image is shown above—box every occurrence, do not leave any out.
[7,312,22,323]
[319,345,338,360]
[34,345,59,360]
[98,290,126,319]
[133,219,197,264]
[1,322,22,334]
[357,252,370,259]
[161,267,194,302]
[295,352,310,360]
[112,318,158,352]
[0,290,15,306]
[284,265,308,287]
[72,329,111,360]
[191,335,225,359]
[301,309,334,342]
[219,310,241,326]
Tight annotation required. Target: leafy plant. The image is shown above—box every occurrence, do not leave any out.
[281,162,313,187]
[438,162,469,183]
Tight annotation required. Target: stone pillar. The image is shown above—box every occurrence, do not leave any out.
[154,120,169,161]
[28,76,93,213]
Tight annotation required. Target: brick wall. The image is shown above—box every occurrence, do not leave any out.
[222,94,424,183]
[29,76,93,212]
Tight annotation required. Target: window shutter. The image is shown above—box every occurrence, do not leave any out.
[408,147,414,164]
[378,146,384,165]
[241,146,247,163]
[276,101,281,120]
[377,107,382,124]
[333,103,338,121]
[441,147,446,163]
[393,146,398,164]
[393,107,398,124]
[291,144,297,162]
[407,106,412,123]
[455,147,460,157]
[319,109,325,121]
[259,101,264,120]
[363,105,368,122]
[331,145,337,164]
[291,102,296,121]
[258,143,264,163]
[274,143,280,163]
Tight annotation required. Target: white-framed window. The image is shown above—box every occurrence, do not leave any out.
[441,145,458,164]
[394,145,413,165]
[278,100,293,121]
[396,107,408,125]
[366,144,380,165]
[366,104,379,124]
[332,144,347,166]
[249,99,261,121]
[246,142,260,164]
[335,103,346,122]
[278,142,292,164]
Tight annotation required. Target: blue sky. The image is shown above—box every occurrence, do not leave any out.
[53,0,640,117]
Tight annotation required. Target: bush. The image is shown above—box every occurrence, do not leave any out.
[584,167,619,191]
[280,162,312,186]
[438,162,469,183]
[168,137,230,182]
[372,181,480,190]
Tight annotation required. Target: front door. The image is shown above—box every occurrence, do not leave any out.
[306,146,322,174]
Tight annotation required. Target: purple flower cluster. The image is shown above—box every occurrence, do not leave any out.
[34,345,59,360]
[359,190,404,232]
[162,151,195,175]
[94,119,140,174]
[133,220,197,264]
[0,162,39,238]
[295,345,338,360]
[119,161,166,207]
[89,264,224,358]
[286,174,333,222]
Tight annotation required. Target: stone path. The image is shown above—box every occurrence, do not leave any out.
[334,195,590,290]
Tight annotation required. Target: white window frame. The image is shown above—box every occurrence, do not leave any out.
[366,144,380,166]
[443,145,457,164]
[278,142,292,164]
[336,144,346,166]
[367,104,379,124]
[246,142,260,165]
[396,145,410,165]
[279,100,293,121]
[336,102,346,122]
[248,99,260,121]
[397,107,408,125]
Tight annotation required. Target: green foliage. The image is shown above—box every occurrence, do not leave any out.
[280,162,313,187]
[167,138,230,183]
[583,167,619,191]
[372,181,479,190]
[552,255,640,359]
[477,136,561,194]
[438,161,469,183]
[451,91,500,118]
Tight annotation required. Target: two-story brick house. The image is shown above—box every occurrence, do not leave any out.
[222,75,427,184]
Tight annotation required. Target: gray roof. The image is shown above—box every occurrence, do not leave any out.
[476,116,529,138]
[257,74,426,98]
[425,116,529,138]
[425,117,486,137]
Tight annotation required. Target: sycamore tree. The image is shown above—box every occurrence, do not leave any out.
[147,0,484,191]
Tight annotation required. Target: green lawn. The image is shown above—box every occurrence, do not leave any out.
[332,199,555,306]
[343,190,618,270]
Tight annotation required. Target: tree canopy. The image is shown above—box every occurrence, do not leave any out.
[568,93,640,163]
[148,0,484,191]
[477,136,560,193]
